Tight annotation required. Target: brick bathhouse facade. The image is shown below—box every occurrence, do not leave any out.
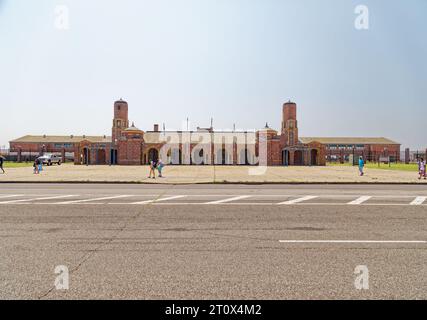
[9,100,400,166]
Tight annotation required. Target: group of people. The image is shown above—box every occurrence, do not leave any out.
[358,156,427,180]
[0,156,45,174]
[148,159,164,179]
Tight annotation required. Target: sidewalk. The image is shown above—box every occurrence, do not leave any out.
[0,164,425,184]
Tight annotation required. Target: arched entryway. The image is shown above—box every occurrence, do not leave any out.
[294,150,303,166]
[110,149,118,165]
[282,150,290,166]
[310,149,318,166]
[83,147,91,165]
[148,148,159,163]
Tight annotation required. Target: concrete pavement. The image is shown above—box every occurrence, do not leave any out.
[0,184,426,299]
[0,164,425,184]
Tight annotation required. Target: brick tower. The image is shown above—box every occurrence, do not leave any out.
[112,99,129,143]
[281,101,298,146]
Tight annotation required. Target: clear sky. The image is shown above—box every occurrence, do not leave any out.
[1,0,426,149]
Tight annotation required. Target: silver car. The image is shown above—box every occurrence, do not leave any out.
[37,154,62,166]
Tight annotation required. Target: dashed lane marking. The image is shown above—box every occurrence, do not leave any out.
[0,194,23,200]
[55,195,132,204]
[278,196,318,205]
[410,196,427,206]
[205,195,251,204]
[348,196,372,205]
[279,240,427,244]
[129,195,187,205]
[0,195,77,204]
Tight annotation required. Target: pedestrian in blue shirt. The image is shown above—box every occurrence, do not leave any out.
[358,156,365,176]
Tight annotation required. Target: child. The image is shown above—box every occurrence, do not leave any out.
[33,158,39,174]
[148,160,157,179]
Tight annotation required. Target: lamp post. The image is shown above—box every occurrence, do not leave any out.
[352,147,355,166]
[86,147,89,166]
[112,138,118,165]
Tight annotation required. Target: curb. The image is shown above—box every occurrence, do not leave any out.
[0,181,427,185]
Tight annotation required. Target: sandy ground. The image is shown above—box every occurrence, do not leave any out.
[0,164,424,184]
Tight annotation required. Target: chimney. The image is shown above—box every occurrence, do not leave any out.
[154,124,159,132]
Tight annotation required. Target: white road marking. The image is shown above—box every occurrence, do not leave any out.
[4,201,427,206]
[130,195,187,205]
[205,195,251,204]
[348,196,372,205]
[0,194,23,199]
[279,240,427,244]
[1,193,426,206]
[153,202,427,206]
[278,196,318,205]
[0,195,77,204]
[410,196,427,205]
[55,195,132,204]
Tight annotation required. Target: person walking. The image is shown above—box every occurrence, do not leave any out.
[0,155,5,174]
[148,159,157,179]
[418,158,426,180]
[358,156,365,176]
[157,159,164,177]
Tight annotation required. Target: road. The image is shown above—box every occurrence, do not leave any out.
[0,183,426,299]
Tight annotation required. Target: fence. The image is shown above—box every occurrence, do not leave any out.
[0,148,74,162]
[327,149,427,165]
[326,150,401,164]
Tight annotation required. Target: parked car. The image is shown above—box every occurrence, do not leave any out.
[37,154,62,166]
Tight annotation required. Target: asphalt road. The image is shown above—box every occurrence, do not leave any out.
[0,183,426,299]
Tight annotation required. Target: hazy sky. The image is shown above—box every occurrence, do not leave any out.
[1,0,426,149]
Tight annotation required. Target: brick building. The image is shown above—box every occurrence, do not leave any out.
[9,99,400,166]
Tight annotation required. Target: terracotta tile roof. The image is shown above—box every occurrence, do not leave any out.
[10,135,111,144]
[299,137,400,145]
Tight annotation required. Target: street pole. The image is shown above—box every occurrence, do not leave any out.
[86,148,89,166]
[352,147,355,166]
